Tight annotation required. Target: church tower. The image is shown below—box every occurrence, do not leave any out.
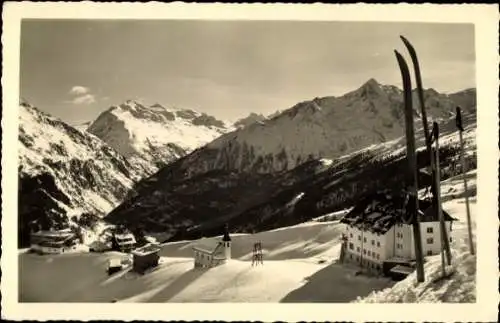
[222,224,231,260]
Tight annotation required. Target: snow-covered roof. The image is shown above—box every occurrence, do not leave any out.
[115,233,134,240]
[340,191,455,234]
[114,233,136,245]
[192,238,223,254]
[390,265,415,275]
[108,258,122,268]
[131,243,161,257]
[31,229,74,239]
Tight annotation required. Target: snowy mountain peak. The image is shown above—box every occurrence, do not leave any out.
[234,112,267,129]
[87,100,230,175]
[355,78,385,99]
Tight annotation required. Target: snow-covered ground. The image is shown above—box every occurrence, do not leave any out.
[19,171,477,303]
[19,218,394,303]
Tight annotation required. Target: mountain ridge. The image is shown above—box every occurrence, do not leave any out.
[104,80,476,240]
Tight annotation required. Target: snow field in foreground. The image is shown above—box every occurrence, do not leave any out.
[19,171,477,303]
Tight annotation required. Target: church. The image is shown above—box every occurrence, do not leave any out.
[192,225,232,268]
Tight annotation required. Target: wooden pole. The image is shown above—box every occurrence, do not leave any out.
[456,107,475,255]
[433,122,452,267]
[395,50,425,282]
[433,125,446,276]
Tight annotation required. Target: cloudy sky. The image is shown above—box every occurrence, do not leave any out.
[20,20,475,124]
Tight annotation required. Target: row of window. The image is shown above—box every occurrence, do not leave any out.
[349,243,381,260]
[427,237,453,244]
[349,254,382,270]
[394,238,453,254]
[347,229,452,247]
[349,233,381,247]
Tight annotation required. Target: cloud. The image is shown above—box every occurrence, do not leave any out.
[71,94,96,105]
[67,85,97,105]
[69,86,90,95]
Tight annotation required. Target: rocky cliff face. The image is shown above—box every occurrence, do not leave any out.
[18,102,142,246]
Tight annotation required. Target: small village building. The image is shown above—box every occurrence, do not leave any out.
[113,232,136,253]
[88,240,112,252]
[192,226,232,268]
[107,258,123,275]
[340,191,456,276]
[131,243,161,274]
[30,229,79,254]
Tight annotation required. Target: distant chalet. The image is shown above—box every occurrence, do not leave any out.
[113,232,136,252]
[30,228,79,254]
[340,191,456,275]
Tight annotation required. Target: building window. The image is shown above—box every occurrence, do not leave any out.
[364,237,367,243]
[376,254,380,260]
[377,241,380,247]
[427,227,433,233]
[371,240,375,246]
[350,254,353,259]
[449,237,452,242]
[427,238,434,244]
[350,233,353,238]
[356,247,360,252]
[349,243,354,250]
[358,235,361,241]
[367,251,371,257]
[363,249,367,255]
[427,250,433,256]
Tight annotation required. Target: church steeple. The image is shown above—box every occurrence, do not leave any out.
[222,223,231,242]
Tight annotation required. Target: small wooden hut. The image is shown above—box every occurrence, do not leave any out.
[131,243,161,274]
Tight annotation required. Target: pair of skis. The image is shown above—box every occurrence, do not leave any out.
[395,36,452,282]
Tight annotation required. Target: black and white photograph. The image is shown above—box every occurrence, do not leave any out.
[2,2,498,322]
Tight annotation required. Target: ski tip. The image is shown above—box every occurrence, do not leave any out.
[394,50,406,65]
[400,35,414,50]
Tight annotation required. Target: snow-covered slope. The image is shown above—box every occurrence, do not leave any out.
[18,102,142,246]
[164,79,476,177]
[105,80,475,238]
[19,170,478,303]
[19,218,394,302]
[19,169,478,303]
[87,100,231,174]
